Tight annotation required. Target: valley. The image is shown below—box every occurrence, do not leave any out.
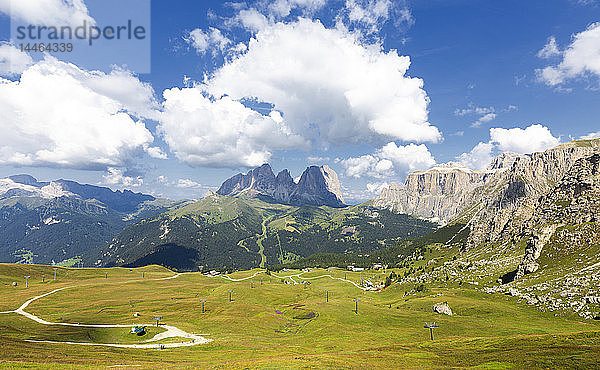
[96,194,436,271]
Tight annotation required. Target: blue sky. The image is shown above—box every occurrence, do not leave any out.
[0,0,599,203]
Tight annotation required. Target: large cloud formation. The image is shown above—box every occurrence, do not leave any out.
[159,88,306,167]
[0,56,161,169]
[163,18,439,168]
[206,19,439,144]
[0,43,33,77]
[490,124,560,154]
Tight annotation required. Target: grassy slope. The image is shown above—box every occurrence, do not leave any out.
[0,264,599,368]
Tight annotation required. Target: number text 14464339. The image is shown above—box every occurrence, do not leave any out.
[20,43,73,53]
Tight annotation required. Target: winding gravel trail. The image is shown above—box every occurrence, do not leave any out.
[0,273,211,349]
[218,271,263,281]
[219,270,371,291]
[295,274,370,291]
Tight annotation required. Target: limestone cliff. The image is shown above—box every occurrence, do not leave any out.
[465,139,600,250]
[372,163,499,222]
[373,139,600,250]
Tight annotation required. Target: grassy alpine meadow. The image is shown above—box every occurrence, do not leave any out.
[0,263,599,368]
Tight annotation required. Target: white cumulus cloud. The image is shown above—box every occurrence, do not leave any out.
[158,87,307,168]
[455,104,517,128]
[186,27,233,55]
[472,112,497,128]
[490,124,560,154]
[457,142,494,170]
[537,22,600,86]
[0,57,158,169]
[342,0,413,35]
[341,142,435,178]
[0,43,33,77]
[205,18,440,146]
[0,0,94,27]
[176,179,203,188]
[537,36,561,59]
[269,0,326,18]
[102,167,143,188]
[580,131,600,139]
[458,124,561,170]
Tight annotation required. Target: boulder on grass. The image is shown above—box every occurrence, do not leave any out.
[433,303,453,316]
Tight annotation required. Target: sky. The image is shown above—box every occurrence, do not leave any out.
[0,0,599,203]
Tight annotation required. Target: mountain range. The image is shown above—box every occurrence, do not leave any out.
[217,164,345,208]
[0,175,184,265]
[345,137,600,320]
[93,164,434,270]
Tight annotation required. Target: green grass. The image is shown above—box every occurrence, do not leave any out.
[0,264,599,368]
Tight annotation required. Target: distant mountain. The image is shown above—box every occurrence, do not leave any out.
[96,193,436,271]
[372,155,528,223]
[5,174,154,213]
[0,175,183,265]
[217,164,345,208]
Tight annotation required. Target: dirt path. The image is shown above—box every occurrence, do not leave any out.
[219,270,263,281]
[0,274,211,349]
[219,270,371,291]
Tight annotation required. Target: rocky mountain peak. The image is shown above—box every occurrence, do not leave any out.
[8,174,48,187]
[373,139,600,226]
[217,164,346,207]
[466,139,600,251]
[276,169,294,185]
[291,165,345,207]
[216,163,276,197]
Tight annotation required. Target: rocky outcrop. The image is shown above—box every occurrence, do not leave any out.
[466,140,600,251]
[217,164,346,208]
[432,303,453,316]
[498,151,600,283]
[273,169,296,203]
[373,163,499,222]
[533,153,600,226]
[514,225,559,280]
[487,152,528,171]
[216,164,277,197]
[373,139,600,250]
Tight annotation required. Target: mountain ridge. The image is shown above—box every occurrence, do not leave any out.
[217,163,345,208]
[0,175,180,265]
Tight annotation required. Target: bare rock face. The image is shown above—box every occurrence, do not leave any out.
[217,164,346,208]
[373,162,501,222]
[291,165,345,208]
[514,225,558,280]
[497,150,600,283]
[273,169,296,203]
[432,303,453,316]
[217,164,277,196]
[465,140,600,251]
[487,152,526,171]
[513,152,600,278]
